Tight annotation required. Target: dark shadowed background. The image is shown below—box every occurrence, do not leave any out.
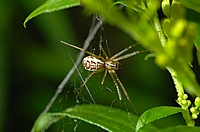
[1,1,200,132]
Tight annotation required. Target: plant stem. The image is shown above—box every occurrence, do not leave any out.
[182,109,195,126]
[152,14,166,47]
[152,13,194,126]
[168,68,194,126]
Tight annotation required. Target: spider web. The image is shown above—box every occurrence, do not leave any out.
[39,15,116,131]
[39,14,141,132]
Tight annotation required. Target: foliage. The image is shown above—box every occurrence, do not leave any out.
[24,0,200,131]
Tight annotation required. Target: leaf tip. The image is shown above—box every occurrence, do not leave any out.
[23,20,27,28]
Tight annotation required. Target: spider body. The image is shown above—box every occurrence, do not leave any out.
[82,55,120,73]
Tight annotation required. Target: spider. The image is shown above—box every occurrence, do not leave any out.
[60,39,148,114]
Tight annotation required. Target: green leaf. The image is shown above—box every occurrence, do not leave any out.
[81,0,163,53]
[65,105,138,132]
[198,50,200,65]
[31,104,146,132]
[158,125,200,132]
[136,106,183,132]
[23,0,80,28]
[110,0,146,13]
[186,9,200,48]
[186,8,200,65]
[178,0,200,13]
[31,112,65,132]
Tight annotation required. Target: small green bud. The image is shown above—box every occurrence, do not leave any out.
[190,107,199,119]
[187,22,197,39]
[170,19,185,38]
[177,97,182,102]
[183,94,188,100]
[195,97,200,107]
[192,114,198,119]
[155,53,169,68]
[181,100,187,105]
[162,18,171,38]
[165,38,176,58]
[171,1,185,20]
[181,100,191,109]
[177,38,193,64]
[162,0,170,17]
[187,100,191,106]
[190,107,196,113]
[178,92,183,97]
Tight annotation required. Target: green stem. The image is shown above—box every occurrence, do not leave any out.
[152,13,194,126]
[182,110,195,126]
[152,15,166,47]
[168,68,194,126]
[167,68,184,94]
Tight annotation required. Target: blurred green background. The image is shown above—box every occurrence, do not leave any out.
[1,1,200,132]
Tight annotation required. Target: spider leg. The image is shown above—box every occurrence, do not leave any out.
[112,71,145,125]
[100,70,114,92]
[99,26,111,59]
[76,71,96,100]
[111,70,140,116]
[108,70,123,108]
[60,40,98,57]
[101,70,107,88]
[99,37,109,59]
[113,49,150,62]
[110,43,139,60]
[97,28,110,59]
[81,71,96,90]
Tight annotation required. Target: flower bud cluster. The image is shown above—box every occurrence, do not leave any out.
[157,1,196,67]
[177,92,191,110]
[190,97,200,119]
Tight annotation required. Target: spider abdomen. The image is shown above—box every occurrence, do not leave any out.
[82,56,104,72]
